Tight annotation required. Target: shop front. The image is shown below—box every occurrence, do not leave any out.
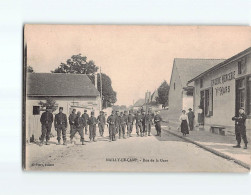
[188,48,251,134]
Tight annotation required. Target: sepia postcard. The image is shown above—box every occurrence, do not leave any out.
[23,25,251,172]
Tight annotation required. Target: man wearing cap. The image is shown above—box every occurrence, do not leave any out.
[187,108,195,131]
[70,111,85,145]
[119,111,127,139]
[232,108,248,149]
[107,111,116,141]
[69,109,77,134]
[145,110,153,136]
[97,111,106,137]
[54,107,68,145]
[115,111,120,135]
[127,110,134,137]
[123,111,128,135]
[141,110,147,136]
[88,111,98,142]
[82,110,89,135]
[40,107,54,145]
[154,111,162,137]
[135,110,143,136]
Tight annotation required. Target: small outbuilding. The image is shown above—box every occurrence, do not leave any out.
[25,73,100,141]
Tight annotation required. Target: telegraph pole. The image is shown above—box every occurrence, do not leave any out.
[100,66,103,111]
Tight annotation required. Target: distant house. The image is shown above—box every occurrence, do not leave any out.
[26,73,100,141]
[132,99,145,110]
[168,58,225,119]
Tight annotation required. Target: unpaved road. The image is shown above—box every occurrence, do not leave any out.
[26,125,247,172]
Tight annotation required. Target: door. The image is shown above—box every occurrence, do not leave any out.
[200,91,205,125]
[236,78,245,115]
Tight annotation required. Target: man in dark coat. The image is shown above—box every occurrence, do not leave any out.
[127,110,134,137]
[145,110,153,136]
[119,111,127,139]
[70,111,85,145]
[97,111,106,137]
[115,111,120,135]
[187,108,195,131]
[68,109,76,134]
[135,110,143,136]
[154,111,162,137]
[232,108,248,149]
[107,110,116,141]
[88,111,98,142]
[54,107,68,145]
[142,110,147,137]
[82,110,89,135]
[40,106,53,145]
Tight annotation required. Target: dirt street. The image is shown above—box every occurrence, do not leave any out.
[26,125,247,172]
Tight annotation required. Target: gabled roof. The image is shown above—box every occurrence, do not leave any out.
[133,99,145,107]
[188,47,251,83]
[173,58,225,87]
[151,90,158,102]
[27,73,100,97]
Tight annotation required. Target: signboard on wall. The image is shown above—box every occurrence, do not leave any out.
[211,71,235,96]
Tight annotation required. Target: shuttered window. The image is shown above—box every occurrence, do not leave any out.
[205,87,213,117]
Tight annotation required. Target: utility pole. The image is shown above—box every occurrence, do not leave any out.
[100,66,103,111]
[145,90,151,113]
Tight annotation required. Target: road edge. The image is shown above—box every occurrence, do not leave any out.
[162,127,250,171]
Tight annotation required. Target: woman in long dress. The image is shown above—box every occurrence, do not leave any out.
[179,110,189,136]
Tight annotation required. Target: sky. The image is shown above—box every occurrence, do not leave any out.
[25,25,251,106]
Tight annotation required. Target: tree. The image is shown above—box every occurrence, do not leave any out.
[38,97,58,112]
[156,80,169,107]
[27,66,34,73]
[97,73,117,108]
[51,54,98,74]
[51,54,117,108]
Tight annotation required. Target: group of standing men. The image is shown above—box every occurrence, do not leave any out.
[107,109,163,142]
[40,107,99,146]
[39,106,163,145]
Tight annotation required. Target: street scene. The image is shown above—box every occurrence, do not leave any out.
[23,25,251,172]
[26,123,247,172]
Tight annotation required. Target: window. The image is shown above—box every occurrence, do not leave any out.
[186,90,193,96]
[205,90,209,115]
[33,106,40,115]
[236,78,245,113]
[200,79,203,88]
[247,76,251,115]
[236,76,251,116]
[238,58,246,75]
[204,88,213,117]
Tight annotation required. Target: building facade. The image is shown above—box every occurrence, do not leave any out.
[26,73,100,141]
[188,47,251,134]
[168,58,225,120]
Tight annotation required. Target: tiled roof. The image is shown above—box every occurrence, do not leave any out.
[27,73,100,97]
[133,99,145,107]
[174,58,225,87]
[188,47,251,83]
